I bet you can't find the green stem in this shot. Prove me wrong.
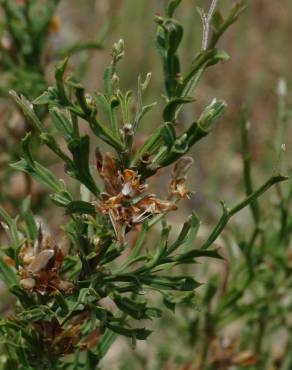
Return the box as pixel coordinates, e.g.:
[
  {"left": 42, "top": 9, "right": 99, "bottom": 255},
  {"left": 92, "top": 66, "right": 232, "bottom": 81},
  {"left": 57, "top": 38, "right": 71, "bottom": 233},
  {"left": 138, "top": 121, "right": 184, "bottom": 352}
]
[
  {"left": 70, "top": 111, "right": 80, "bottom": 138},
  {"left": 201, "top": 175, "right": 288, "bottom": 249},
  {"left": 199, "top": 310, "right": 212, "bottom": 370},
  {"left": 131, "top": 127, "right": 162, "bottom": 167},
  {"left": 96, "top": 329, "right": 118, "bottom": 360},
  {"left": 240, "top": 110, "right": 261, "bottom": 225}
]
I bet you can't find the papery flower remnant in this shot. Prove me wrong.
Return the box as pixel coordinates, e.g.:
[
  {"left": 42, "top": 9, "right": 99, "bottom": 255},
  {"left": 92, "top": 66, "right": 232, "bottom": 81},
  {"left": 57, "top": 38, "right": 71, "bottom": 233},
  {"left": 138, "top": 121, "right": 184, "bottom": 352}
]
[
  {"left": 33, "top": 319, "right": 81, "bottom": 357},
  {"left": 95, "top": 151, "right": 177, "bottom": 241},
  {"left": 170, "top": 157, "right": 194, "bottom": 199},
  {"left": 19, "top": 228, "right": 73, "bottom": 295}
]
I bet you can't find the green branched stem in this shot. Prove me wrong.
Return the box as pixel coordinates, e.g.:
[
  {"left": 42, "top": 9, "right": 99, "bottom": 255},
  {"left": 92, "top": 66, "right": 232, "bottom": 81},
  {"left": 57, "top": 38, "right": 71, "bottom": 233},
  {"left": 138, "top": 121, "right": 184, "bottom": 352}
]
[
  {"left": 209, "top": 1, "right": 247, "bottom": 49},
  {"left": 178, "top": 48, "right": 229, "bottom": 96},
  {"left": 201, "top": 175, "right": 288, "bottom": 249}
]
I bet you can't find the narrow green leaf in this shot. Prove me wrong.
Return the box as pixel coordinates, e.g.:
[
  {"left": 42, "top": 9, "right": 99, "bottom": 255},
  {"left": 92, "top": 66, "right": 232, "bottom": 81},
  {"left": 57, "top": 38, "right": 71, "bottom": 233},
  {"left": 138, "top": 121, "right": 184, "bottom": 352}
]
[
  {"left": 9, "top": 90, "right": 45, "bottom": 132},
  {"left": 166, "top": 0, "right": 182, "bottom": 17},
  {"left": 22, "top": 197, "right": 38, "bottom": 241},
  {"left": 160, "top": 122, "right": 176, "bottom": 148},
  {"left": 140, "top": 275, "right": 201, "bottom": 291},
  {"left": 0, "top": 255, "right": 18, "bottom": 287},
  {"left": 107, "top": 323, "right": 152, "bottom": 340},
  {"left": 163, "top": 96, "right": 194, "bottom": 122},
  {"left": 33, "top": 90, "right": 55, "bottom": 105},
  {"left": 11, "top": 159, "right": 72, "bottom": 205},
  {"left": 66, "top": 201, "right": 96, "bottom": 215},
  {"left": 50, "top": 108, "right": 74, "bottom": 142},
  {"left": 68, "top": 136, "right": 100, "bottom": 196},
  {"left": 174, "top": 248, "right": 222, "bottom": 263},
  {"left": 55, "top": 57, "right": 69, "bottom": 104},
  {"left": 0, "top": 206, "right": 20, "bottom": 246},
  {"left": 40, "top": 133, "right": 74, "bottom": 168}
]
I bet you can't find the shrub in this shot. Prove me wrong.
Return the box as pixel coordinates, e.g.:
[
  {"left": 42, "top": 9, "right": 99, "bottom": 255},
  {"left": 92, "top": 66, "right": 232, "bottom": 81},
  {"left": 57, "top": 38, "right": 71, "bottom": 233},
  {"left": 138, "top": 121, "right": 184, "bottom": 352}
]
[{"left": 0, "top": 1, "right": 288, "bottom": 369}]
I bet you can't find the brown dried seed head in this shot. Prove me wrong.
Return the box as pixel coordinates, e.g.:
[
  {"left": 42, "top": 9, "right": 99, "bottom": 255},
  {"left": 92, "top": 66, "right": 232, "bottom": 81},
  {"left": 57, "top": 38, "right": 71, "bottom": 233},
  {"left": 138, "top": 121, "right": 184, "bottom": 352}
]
[{"left": 97, "top": 152, "right": 177, "bottom": 239}]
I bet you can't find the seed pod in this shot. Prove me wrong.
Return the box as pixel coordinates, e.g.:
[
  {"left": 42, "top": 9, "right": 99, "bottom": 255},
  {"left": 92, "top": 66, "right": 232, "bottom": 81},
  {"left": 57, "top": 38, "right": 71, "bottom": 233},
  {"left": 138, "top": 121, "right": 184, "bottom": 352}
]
[
  {"left": 171, "top": 156, "right": 194, "bottom": 179},
  {"left": 20, "top": 277, "right": 36, "bottom": 290},
  {"left": 56, "top": 280, "right": 74, "bottom": 294},
  {"left": 28, "top": 249, "right": 55, "bottom": 273}
]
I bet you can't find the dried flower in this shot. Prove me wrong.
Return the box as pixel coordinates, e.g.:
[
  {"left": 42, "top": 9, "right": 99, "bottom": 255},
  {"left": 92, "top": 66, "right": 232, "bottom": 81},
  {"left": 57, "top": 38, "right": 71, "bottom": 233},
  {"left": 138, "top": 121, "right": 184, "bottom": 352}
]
[
  {"left": 170, "top": 157, "right": 194, "bottom": 199},
  {"left": 33, "top": 318, "right": 80, "bottom": 357},
  {"left": 96, "top": 152, "right": 176, "bottom": 240},
  {"left": 19, "top": 229, "right": 73, "bottom": 295}
]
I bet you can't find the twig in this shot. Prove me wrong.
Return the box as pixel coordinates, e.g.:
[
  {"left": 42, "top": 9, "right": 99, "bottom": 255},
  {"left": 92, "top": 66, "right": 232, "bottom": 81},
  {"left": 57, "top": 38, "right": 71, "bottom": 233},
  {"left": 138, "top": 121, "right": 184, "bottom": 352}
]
[
  {"left": 200, "top": 175, "right": 288, "bottom": 249},
  {"left": 201, "top": 0, "right": 219, "bottom": 50}
]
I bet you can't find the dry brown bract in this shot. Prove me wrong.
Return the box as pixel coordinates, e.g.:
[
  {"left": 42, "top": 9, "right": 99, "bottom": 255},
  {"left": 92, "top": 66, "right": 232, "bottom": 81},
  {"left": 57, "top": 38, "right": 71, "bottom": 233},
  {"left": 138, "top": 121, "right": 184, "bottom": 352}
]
[
  {"left": 19, "top": 229, "right": 73, "bottom": 295},
  {"left": 96, "top": 152, "right": 177, "bottom": 241}
]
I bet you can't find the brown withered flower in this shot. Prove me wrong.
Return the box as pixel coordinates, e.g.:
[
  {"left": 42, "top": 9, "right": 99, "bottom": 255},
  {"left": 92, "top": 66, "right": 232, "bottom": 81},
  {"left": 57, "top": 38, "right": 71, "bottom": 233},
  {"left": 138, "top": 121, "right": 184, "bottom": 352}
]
[
  {"left": 170, "top": 156, "right": 194, "bottom": 199},
  {"left": 33, "top": 318, "right": 80, "bottom": 358},
  {"left": 95, "top": 151, "right": 176, "bottom": 241},
  {"left": 19, "top": 228, "right": 73, "bottom": 295},
  {"left": 33, "top": 318, "right": 100, "bottom": 358}
]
